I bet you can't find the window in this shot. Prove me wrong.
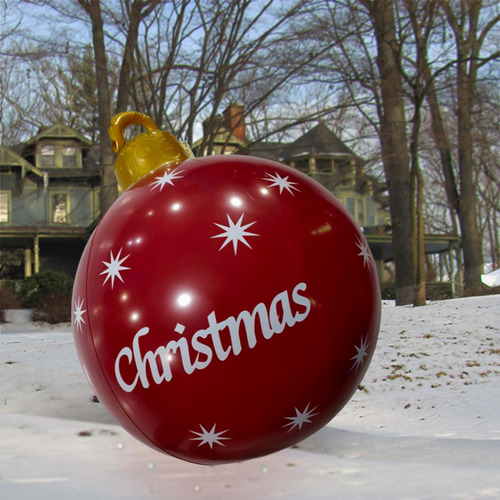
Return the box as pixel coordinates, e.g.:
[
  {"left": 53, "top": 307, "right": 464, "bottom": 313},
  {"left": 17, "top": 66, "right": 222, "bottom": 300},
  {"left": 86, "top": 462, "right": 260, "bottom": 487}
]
[
  {"left": 367, "top": 211, "right": 375, "bottom": 226},
  {"left": 50, "top": 193, "right": 69, "bottom": 223},
  {"left": 38, "top": 143, "right": 81, "bottom": 168},
  {"left": 0, "top": 191, "right": 10, "bottom": 223},
  {"left": 316, "top": 158, "right": 332, "bottom": 173},
  {"left": 41, "top": 145, "right": 55, "bottom": 167},
  {"left": 345, "top": 197, "right": 355, "bottom": 217},
  {"left": 62, "top": 146, "right": 77, "bottom": 167}
]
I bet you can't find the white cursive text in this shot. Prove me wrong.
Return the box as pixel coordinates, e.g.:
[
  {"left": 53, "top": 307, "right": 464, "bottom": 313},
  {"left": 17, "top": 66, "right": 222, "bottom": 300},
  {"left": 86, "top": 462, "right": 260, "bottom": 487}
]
[{"left": 114, "top": 282, "right": 312, "bottom": 392}]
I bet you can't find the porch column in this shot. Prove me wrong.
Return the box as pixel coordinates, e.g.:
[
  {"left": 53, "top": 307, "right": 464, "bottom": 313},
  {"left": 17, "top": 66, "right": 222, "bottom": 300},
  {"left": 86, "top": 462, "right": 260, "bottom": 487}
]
[
  {"left": 24, "top": 248, "right": 32, "bottom": 277},
  {"left": 309, "top": 157, "right": 315, "bottom": 173},
  {"left": 450, "top": 247, "right": 456, "bottom": 297},
  {"left": 34, "top": 235, "right": 40, "bottom": 274},
  {"left": 375, "top": 259, "right": 384, "bottom": 282}
]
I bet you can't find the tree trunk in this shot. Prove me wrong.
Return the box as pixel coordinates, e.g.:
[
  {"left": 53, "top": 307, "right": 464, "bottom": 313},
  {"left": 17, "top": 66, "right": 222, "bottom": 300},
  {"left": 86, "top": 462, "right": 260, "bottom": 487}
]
[
  {"left": 456, "top": 49, "right": 484, "bottom": 294},
  {"left": 423, "top": 71, "right": 460, "bottom": 214},
  {"left": 78, "top": 0, "right": 118, "bottom": 216},
  {"left": 78, "top": 0, "right": 163, "bottom": 216},
  {"left": 364, "top": 0, "right": 414, "bottom": 305},
  {"left": 438, "top": 0, "right": 486, "bottom": 294},
  {"left": 405, "top": 0, "right": 430, "bottom": 306},
  {"left": 414, "top": 158, "right": 426, "bottom": 305},
  {"left": 409, "top": 101, "right": 426, "bottom": 306},
  {"left": 116, "top": 0, "right": 161, "bottom": 113},
  {"left": 420, "top": 14, "right": 484, "bottom": 294}
]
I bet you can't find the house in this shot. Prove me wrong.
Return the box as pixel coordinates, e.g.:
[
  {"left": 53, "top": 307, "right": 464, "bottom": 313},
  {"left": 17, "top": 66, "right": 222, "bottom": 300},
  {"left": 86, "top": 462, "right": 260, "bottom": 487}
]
[
  {"left": 192, "top": 103, "right": 247, "bottom": 157},
  {"left": 1, "top": 107, "right": 457, "bottom": 282},
  {"left": 193, "top": 104, "right": 458, "bottom": 279},
  {"left": 193, "top": 104, "right": 393, "bottom": 275},
  {"left": 0, "top": 124, "right": 100, "bottom": 279},
  {"left": 193, "top": 105, "right": 390, "bottom": 227}
]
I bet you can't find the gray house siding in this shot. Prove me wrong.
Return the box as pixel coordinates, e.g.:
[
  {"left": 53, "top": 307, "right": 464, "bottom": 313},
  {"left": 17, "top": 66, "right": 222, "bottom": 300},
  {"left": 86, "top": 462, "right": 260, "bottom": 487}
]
[{"left": 1, "top": 125, "right": 99, "bottom": 279}]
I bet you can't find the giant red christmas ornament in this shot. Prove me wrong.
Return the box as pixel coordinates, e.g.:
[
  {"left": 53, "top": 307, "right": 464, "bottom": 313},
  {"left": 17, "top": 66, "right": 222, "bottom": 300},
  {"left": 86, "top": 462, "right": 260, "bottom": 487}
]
[{"left": 72, "top": 111, "right": 380, "bottom": 465}]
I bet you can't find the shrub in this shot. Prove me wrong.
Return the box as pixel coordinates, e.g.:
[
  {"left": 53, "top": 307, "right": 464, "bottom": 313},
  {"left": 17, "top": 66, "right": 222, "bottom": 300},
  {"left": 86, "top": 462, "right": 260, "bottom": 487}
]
[
  {"left": 17, "top": 270, "right": 73, "bottom": 324},
  {"left": 0, "top": 248, "right": 25, "bottom": 279},
  {"left": 0, "top": 284, "right": 21, "bottom": 323},
  {"left": 32, "top": 292, "right": 71, "bottom": 324},
  {"left": 0, "top": 284, "right": 20, "bottom": 309},
  {"left": 18, "top": 270, "right": 73, "bottom": 308}
]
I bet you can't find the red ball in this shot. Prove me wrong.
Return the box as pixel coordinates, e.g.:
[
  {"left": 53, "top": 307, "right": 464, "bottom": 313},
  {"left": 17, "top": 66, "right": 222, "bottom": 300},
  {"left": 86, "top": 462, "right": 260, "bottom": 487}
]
[{"left": 72, "top": 155, "right": 380, "bottom": 465}]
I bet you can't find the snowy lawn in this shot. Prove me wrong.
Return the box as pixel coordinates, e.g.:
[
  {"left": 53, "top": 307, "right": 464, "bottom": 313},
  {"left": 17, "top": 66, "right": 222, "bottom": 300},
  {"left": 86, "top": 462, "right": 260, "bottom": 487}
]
[{"left": 1, "top": 296, "right": 499, "bottom": 499}]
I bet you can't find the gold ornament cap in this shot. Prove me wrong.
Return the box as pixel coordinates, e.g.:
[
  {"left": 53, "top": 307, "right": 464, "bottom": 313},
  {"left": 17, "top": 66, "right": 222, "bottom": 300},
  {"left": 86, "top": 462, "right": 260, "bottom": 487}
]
[{"left": 109, "top": 111, "right": 193, "bottom": 190}]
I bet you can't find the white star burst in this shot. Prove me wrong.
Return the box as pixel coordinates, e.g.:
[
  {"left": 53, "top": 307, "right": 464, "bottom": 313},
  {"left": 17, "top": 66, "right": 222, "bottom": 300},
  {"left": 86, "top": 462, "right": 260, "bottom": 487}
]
[
  {"left": 351, "top": 337, "right": 369, "bottom": 371},
  {"left": 263, "top": 171, "right": 300, "bottom": 195},
  {"left": 283, "top": 403, "right": 319, "bottom": 431},
  {"left": 212, "top": 213, "right": 259, "bottom": 255},
  {"left": 100, "top": 248, "right": 131, "bottom": 289},
  {"left": 356, "top": 237, "right": 373, "bottom": 267},
  {"left": 150, "top": 170, "right": 183, "bottom": 191},
  {"left": 73, "top": 296, "right": 87, "bottom": 332},
  {"left": 189, "top": 424, "right": 231, "bottom": 449}
]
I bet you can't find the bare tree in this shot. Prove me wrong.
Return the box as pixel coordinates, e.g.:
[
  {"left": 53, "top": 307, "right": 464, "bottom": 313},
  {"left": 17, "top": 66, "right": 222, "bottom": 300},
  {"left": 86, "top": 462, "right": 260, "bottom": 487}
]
[
  {"left": 403, "top": 0, "right": 500, "bottom": 294},
  {"left": 4, "top": 0, "right": 497, "bottom": 291},
  {"left": 304, "top": 0, "right": 419, "bottom": 304},
  {"left": 434, "top": 0, "right": 499, "bottom": 293},
  {"left": 309, "top": 0, "right": 499, "bottom": 301},
  {"left": 475, "top": 82, "right": 500, "bottom": 270},
  {"left": 128, "top": 0, "right": 339, "bottom": 153},
  {"left": 75, "top": 0, "right": 163, "bottom": 214},
  {"left": 398, "top": 0, "right": 439, "bottom": 306},
  {"left": 358, "top": 0, "right": 415, "bottom": 305}
]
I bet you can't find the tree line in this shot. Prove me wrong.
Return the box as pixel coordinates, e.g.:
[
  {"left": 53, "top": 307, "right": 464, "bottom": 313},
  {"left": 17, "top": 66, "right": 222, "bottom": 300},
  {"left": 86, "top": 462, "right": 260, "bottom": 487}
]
[{"left": 1, "top": 0, "right": 499, "bottom": 305}]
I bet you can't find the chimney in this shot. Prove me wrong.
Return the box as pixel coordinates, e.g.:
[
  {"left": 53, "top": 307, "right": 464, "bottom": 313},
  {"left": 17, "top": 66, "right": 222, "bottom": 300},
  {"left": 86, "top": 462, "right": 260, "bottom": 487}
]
[{"left": 223, "top": 103, "right": 246, "bottom": 143}]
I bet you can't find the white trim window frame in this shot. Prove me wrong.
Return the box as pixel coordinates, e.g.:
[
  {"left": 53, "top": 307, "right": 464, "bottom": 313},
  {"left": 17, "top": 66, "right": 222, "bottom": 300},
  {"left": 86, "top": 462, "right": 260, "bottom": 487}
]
[
  {"left": 50, "top": 191, "right": 70, "bottom": 224},
  {"left": 40, "top": 144, "right": 56, "bottom": 167},
  {"left": 0, "top": 190, "right": 11, "bottom": 223}
]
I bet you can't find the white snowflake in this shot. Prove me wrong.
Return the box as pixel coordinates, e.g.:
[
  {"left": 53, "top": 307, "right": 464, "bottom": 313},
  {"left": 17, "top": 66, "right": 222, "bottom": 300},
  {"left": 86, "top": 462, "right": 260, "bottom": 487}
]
[
  {"left": 73, "top": 296, "right": 87, "bottom": 332},
  {"left": 263, "top": 171, "right": 300, "bottom": 195},
  {"left": 189, "top": 424, "right": 231, "bottom": 449},
  {"left": 100, "top": 248, "right": 131, "bottom": 289},
  {"left": 212, "top": 213, "right": 259, "bottom": 255},
  {"left": 150, "top": 170, "right": 183, "bottom": 191},
  {"left": 351, "top": 336, "right": 369, "bottom": 371},
  {"left": 283, "top": 403, "right": 319, "bottom": 431},
  {"left": 356, "top": 237, "right": 373, "bottom": 267}
]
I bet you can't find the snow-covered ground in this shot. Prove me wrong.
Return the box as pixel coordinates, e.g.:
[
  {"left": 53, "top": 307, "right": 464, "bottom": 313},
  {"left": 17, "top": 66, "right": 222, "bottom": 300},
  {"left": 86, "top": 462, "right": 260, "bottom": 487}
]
[{"left": 1, "top": 296, "right": 499, "bottom": 499}]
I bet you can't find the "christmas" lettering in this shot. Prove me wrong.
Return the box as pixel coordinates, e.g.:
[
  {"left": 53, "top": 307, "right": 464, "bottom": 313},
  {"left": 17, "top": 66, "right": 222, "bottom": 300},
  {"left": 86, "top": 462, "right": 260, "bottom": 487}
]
[{"left": 114, "top": 282, "right": 312, "bottom": 392}]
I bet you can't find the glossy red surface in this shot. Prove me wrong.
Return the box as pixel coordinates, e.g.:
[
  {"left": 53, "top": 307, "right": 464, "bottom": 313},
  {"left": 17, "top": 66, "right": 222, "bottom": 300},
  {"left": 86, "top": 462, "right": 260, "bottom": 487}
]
[{"left": 72, "top": 155, "right": 380, "bottom": 465}]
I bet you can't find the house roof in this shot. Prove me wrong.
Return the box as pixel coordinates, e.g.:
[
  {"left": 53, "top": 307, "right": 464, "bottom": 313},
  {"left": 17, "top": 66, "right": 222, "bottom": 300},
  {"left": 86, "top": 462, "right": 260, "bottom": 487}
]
[
  {"left": 0, "top": 145, "right": 43, "bottom": 176},
  {"left": 25, "top": 123, "right": 92, "bottom": 146},
  {"left": 191, "top": 128, "right": 245, "bottom": 153},
  {"left": 243, "top": 141, "right": 287, "bottom": 162},
  {"left": 243, "top": 122, "right": 364, "bottom": 165},
  {"left": 282, "top": 122, "right": 360, "bottom": 162}
]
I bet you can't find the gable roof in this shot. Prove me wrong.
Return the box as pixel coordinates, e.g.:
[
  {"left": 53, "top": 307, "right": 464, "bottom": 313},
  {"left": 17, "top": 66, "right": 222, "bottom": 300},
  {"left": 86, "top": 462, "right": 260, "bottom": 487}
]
[
  {"left": 242, "top": 141, "right": 286, "bottom": 162},
  {"left": 0, "top": 145, "right": 43, "bottom": 176},
  {"left": 191, "top": 127, "right": 246, "bottom": 154},
  {"left": 282, "top": 122, "right": 360, "bottom": 162},
  {"left": 25, "top": 123, "right": 92, "bottom": 146}
]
